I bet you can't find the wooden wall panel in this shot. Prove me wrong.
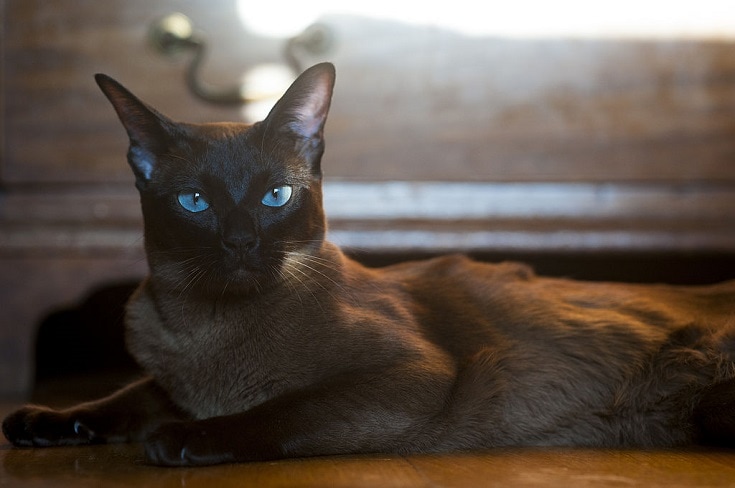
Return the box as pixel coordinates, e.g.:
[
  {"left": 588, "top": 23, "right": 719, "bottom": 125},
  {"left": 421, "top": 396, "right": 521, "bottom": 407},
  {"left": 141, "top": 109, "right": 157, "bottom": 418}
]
[
  {"left": 3, "top": 1, "right": 735, "bottom": 185},
  {"left": 2, "top": 0, "right": 247, "bottom": 185},
  {"left": 324, "top": 22, "right": 735, "bottom": 183}
]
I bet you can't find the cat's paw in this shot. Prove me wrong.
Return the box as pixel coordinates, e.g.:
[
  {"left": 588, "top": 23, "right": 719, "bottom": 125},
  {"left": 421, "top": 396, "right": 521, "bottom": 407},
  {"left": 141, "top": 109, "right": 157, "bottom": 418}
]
[
  {"left": 144, "top": 421, "right": 234, "bottom": 466},
  {"left": 2, "top": 405, "right": 98, "bottom": 447}
]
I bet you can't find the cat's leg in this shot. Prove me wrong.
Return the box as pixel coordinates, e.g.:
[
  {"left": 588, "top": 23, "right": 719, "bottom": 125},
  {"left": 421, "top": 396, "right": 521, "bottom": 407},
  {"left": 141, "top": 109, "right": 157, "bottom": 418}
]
[
  {"left": 144, "top": 370, "right": 451, "bottom": 466},
  {"left": 2, "top": 376, "right": 185, "bottom": 447},
  {"left": 692, "top": 378, "right": 735, "bottom": 446}
]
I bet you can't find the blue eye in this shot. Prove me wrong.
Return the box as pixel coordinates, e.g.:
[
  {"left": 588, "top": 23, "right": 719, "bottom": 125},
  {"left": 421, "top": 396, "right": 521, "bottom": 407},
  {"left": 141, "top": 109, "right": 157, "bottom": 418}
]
[
  {"left": 261, "top": 185, "right": 293, "bottom": 207},
  {"left": 177, "top": 191, "right": 210, "bottom": 213}
]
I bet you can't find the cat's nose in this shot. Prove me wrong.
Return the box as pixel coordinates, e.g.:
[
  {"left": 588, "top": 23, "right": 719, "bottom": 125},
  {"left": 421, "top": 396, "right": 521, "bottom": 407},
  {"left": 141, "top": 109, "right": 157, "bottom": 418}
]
[
  {"left": 222, "top": 233, "right": 258, "bottom": 253},
  {"left": 222, "top": 212, "right": 258, "bottom": 255}
]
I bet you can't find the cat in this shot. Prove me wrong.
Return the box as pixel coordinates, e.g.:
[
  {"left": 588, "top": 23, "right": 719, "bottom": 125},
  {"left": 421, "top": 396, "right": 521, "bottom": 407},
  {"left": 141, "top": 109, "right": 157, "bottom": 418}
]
[{"left": 4, "top": 62, "right": 735, "bottom": 466}]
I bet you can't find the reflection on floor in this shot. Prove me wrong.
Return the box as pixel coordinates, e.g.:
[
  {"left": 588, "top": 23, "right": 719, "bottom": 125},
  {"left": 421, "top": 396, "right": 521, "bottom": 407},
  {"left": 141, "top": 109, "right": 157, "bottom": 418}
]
[{"left": 4, "top": 391, "right": 735, "bottom": 488}]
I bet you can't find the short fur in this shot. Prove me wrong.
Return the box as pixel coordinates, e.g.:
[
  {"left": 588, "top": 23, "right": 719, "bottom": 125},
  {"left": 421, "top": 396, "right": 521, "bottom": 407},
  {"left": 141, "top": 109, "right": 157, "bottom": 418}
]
[{"left": 4, "top": 63, "right": 735, "bottom": 466}]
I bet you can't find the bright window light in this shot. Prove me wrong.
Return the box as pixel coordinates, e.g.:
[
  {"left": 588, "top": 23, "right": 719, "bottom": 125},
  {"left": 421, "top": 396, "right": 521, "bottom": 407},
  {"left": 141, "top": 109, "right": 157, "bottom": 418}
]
[{"left": 238, "top": 0, "right": 735, "bottom": 39}]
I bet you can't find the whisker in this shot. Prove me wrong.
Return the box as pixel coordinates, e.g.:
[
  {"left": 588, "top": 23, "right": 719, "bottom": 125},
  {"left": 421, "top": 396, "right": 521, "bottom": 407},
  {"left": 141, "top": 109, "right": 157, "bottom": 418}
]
[
  {"left": 282, "top": 261, "right": 327, "bottom": 315},
  {"left": 179, "top": 265, "right": 207, "bottom": 296},
  {"left": 288, "top": 252, "right": 339, "bottom": 269},
  {"left": 162, "top": 153, "right": 194, "bottom": 165},
  {"left": 219, "top": 279, "right": 232, "bottom": 301},
  {"left": 277, "top": 265, "right": 306, "bottom": 313},
  {"left": 286, "top": 253, "right": 345, "bottom": 291},
  {"left": 284, "top": 254, "right": 346, "bottom": 304},
  {"left": 286, "top": 248, "right": 387, "bottom": 296}
]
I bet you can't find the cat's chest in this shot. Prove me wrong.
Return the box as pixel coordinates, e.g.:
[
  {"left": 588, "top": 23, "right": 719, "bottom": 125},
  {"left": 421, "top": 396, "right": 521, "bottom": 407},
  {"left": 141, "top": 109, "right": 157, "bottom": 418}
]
[{"left": 125, "top": 287, "right": 312, "bottom": 419}]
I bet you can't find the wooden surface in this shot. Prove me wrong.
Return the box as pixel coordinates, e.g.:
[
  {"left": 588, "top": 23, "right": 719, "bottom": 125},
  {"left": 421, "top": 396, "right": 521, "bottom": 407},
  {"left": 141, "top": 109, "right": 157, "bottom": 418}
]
[
  {"left": 3, "top": 401, "right": 735, "bottom": 488},
  {"left": 5, "top": 444, "right": 735, "bottom": 488}
]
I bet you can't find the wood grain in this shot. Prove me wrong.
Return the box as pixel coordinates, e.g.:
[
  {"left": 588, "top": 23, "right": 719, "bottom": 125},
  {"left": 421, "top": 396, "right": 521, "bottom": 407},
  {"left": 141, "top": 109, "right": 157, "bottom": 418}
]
[
  {"left": 4, "top": 1, "right": 735, "bottom": 184},
  {"left": 408, "top": 449, "right": 735, "bottom": 487},
  {"left": 3, "top": 182, "right": 735, "bottom": 256},
  {"left": 4, "top": 423, "right": 735, "bottom": 488}
]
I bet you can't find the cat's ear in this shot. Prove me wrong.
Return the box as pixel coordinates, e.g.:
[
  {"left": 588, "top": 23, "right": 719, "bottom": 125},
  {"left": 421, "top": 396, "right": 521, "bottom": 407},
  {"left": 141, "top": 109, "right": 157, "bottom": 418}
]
[
  {"left": 262, "top": 62, "right": 336, "bottom": 171},
  {"left": 95, "top": 74, "right": 176, "bottom": 189}
]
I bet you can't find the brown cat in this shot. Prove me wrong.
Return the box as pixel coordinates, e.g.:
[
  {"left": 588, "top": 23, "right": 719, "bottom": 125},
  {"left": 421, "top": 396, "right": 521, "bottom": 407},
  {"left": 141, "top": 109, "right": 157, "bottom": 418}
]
[{"left": 4, "top": 63, "right": 735, "bottom": 466}]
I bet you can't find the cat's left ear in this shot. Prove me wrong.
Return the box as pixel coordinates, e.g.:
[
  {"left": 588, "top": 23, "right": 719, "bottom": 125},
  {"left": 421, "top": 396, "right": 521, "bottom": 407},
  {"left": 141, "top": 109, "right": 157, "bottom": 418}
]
[
  {"left": 95, "top": 74, "right": 178, "bottom": 190},
  {"left": 262, "top": 62, "right": 336, "bottom": 172}
]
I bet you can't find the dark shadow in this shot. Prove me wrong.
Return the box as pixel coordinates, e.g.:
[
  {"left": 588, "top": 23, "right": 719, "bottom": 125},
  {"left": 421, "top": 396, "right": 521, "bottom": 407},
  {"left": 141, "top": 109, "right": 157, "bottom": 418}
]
[
  {"left": 32, "top": 282, "right": 142, "bottom": 404},
  {"left": 352, "top": 251, "right": 735, "bottom": 285}
]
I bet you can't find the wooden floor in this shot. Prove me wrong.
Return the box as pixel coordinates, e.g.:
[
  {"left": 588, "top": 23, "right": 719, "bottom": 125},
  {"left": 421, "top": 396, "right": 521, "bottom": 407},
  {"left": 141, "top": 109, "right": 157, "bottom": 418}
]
[{"left": 3, "top": 401, "right": 735, "bottom": 488}]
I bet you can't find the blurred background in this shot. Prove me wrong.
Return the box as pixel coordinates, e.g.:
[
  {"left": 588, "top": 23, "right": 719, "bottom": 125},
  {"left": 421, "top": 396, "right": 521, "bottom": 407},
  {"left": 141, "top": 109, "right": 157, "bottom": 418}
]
[{"left": 2, "top": 0, "right": 735, "bottom": 399}]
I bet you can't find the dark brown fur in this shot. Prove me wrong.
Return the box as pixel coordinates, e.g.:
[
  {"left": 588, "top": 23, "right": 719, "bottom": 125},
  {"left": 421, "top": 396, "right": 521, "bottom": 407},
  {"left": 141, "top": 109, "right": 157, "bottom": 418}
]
[{"left": 4, "top": 63, "right": 735, "bottom": 466}]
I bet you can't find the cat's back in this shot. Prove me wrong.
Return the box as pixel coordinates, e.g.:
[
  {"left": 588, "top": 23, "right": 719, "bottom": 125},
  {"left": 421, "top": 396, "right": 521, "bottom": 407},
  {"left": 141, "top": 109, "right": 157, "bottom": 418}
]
[
  {"left": 371, "top": 254, "right": 735, "bottom": 351},
  {"left": 378, "top": 254, "right": 534, "bottom": 293}
]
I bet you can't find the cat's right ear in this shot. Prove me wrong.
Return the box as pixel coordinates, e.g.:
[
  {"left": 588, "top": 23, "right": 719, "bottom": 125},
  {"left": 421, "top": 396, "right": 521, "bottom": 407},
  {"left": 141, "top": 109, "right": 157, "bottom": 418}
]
[
  {"left": 95, "top": 74, "right": 175, "bottom": 190},
  {"left": 261, "top": 63, "right": 336, "bottom": 173}
]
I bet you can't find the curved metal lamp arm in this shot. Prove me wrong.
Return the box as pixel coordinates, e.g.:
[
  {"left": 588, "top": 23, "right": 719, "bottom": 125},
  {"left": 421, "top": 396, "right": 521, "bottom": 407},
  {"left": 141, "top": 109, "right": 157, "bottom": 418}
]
[{"left": 149, "top": 13, "right": 333, "bottom": 105}]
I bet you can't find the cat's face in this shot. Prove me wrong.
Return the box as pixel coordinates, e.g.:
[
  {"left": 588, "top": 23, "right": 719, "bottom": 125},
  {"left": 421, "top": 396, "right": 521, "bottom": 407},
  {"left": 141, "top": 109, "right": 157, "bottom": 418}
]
[{"left": 96, "top": 63, "right": 336, "bottom": 295}]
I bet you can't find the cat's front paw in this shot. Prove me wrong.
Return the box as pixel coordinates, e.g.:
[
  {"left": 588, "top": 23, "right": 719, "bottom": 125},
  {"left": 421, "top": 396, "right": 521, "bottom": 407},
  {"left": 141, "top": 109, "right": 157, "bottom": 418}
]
[
  {"left": 2, "top": 405, "right": 98, "bottom": 447},
  {"left": 144, "top": 421, "right": 235, "bottom": 466}
]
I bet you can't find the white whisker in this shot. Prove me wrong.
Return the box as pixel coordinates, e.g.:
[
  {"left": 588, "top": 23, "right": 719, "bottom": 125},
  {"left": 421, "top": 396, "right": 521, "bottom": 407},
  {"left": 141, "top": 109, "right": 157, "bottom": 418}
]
[
  {"left": 281, "top": 259, "right": 328, "bottom": 315},
  {"left": 276, "top": 264, "right": 306, "bottom": 313},
  {"left": 285, "top": 253, "right": 346, "bottom": 294}
]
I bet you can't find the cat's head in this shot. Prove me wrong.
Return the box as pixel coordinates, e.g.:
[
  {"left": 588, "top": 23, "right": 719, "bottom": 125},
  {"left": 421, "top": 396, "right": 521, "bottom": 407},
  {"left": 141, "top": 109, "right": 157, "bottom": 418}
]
[{"left": 95, "top": 63, "right": 336, "bottom": 296}]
